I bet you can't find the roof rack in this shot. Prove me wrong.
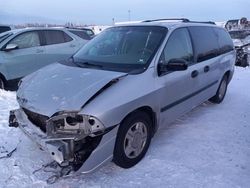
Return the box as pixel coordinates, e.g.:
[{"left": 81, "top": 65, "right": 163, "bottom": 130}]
[
  {"left": 187, "top": 21, "right": 216, "bottom": 25},
  {"left": 142, "top": 18, "right": 190, "bottom": 23},
  {"left": 142, "top": 18, "right": 215, "bottom": 25}
]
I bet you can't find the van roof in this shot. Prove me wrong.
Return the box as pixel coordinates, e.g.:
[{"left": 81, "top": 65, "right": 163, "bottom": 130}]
[{"left": 113, "top": 18, "right": 218, "bottom": 29}]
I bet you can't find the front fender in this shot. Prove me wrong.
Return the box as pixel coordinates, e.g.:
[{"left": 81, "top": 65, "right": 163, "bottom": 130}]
[{"left": 79, "top": 68, "right": 160, "bottom": 129}]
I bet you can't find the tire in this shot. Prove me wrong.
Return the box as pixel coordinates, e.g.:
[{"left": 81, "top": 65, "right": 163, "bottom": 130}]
[
  {"left": 0, "top": 78, "right": 4, "bottom": 90},
  {"left": 209, "top": 75, "right": 228, "bottom": 104},
  {"left": 113, "top": 111, "right": 153, "bottom": 168}
]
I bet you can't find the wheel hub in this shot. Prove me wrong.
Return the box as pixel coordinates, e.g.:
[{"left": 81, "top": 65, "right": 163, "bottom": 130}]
[
  {"left": 123, "top": 122, "right": 148, "bottom": 159},
  {"left": 131, "top": 132, "right": 143, "bottom": 148}
]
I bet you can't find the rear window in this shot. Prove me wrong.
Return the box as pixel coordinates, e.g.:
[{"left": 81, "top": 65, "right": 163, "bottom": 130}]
[
  {"left": 189, "top": 26, "right": 219, "bottom": 62},
  {"left": 214, "top": 28, "right": 234, "bottom": 54},
  {"left": 43, "top": 30, "right": 73, "bottom": 45},
  {"left": 68, "top": 30, "right": 91, "bottom": 40},
  {"left": 85, "top": 29, "right": 95, "bottom": 37},
  {"left": 0, "top": 26, "right": 11, "bottom": 34}
]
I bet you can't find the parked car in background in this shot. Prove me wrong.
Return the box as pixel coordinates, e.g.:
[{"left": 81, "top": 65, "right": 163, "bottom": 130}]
[
  {"left": 229, "top": 29, "right": 250, "bottom": 67},
  {"left": 0, "top": 25, "right": 13, "bottom": 34},
  {"left": 9, "top": 19, "right": 235, "bottom": 174},
  {"left": 85, "top": 25, "right": 110, "bottom": 35},
  {"left": 0, "top": 27, "right": 90, "bottom": 90},
  {"left": 225, "top": 17, "right": 250, "bottom": 31},
  {"left": 229, "top": 29, "right": 250, "bottom": 46}
]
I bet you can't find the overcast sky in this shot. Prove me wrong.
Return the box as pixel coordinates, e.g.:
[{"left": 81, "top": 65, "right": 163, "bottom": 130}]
[{"left": 0, "top": 0, "right": 249, "bottom": 25}]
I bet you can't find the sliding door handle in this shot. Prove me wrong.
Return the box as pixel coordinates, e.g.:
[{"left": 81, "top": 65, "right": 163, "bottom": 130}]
[
  {"left": 191, "top": 70, "right": 199, "bottom": 78},
  {"left": 204, "top": 66, "right": 210, "bottom": 73}
]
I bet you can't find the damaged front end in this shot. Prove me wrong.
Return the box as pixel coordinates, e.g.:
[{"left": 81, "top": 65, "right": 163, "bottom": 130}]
[{"left": 9, "top": 108, "right": 117, "bottom": 172}]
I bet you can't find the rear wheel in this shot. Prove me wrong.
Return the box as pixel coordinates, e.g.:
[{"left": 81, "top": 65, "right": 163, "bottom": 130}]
[
  {"left": 113, "top": 111, "right": 152, "bottom": 168},
  {"left": 0, "top": 78, "right": 4, "bottom": 90},
  {"left": 209, "top": 75, "right": 228, "bottom": 104}
]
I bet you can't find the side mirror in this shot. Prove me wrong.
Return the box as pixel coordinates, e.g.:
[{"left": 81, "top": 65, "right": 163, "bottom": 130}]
[
  {"left": 167, "top": 59, "right": 188, "bottom": 71},
  {"left": 4, "top": 44, "right": 18, "bottom": 51},
  {"left": 158, "top": 58, "right": 188, "bottom": 75}
]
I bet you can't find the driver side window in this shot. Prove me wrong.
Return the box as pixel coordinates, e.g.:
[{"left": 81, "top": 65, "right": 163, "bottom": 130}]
[
  {"left": 160, "top": 28, "right": 193, "bottom": 64},
  {"left": 9, "top": 31, "right": 41, "bottom": 49}
]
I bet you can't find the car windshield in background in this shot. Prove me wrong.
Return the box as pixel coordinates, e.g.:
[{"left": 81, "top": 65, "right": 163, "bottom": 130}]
[
  {"left": 73, "top": 26, "right": 167, "bottom": 73},
  {"left": 0, "top": 32, "right": 13, "bottom": 43},
  {"left": 229, "top": 30, "right": 250, "bottom": 39}
]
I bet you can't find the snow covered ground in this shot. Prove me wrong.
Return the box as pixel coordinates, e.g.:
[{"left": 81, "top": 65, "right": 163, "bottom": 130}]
[{"left": 0, "top": 67, "right": 250, "bottom": 188}]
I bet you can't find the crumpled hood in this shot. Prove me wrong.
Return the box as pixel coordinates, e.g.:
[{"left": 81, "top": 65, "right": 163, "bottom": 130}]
[{"left": 17, "top": 62, "right": 127, "bottom": 117}]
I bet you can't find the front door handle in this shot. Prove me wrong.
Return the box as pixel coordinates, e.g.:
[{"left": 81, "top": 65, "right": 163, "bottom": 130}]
[
  {"left": 70, "top": 44, "right": 76, "bottom": 48},
  {"left": 204, "top": 66, "right": 210, "bottom": 73},
  {"left": 191, "top": 70, "right": 199, "bottom": 78}
]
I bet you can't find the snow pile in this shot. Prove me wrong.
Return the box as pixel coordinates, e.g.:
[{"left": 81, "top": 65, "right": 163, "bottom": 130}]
[{"left": 0, "top": 67, "right": 250, "bottom": 188}]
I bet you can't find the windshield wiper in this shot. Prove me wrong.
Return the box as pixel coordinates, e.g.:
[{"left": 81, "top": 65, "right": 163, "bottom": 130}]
[
  {"left": 73, "top": 59, "right": 103, "bottom": 69},
  {"left": 81, "top": 62, "right": 103, "bottom": 68}
]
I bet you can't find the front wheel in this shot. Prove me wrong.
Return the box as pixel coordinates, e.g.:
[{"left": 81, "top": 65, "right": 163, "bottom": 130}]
[
  {"left": 113, "top": 111, "right": 152, "bottom": 168},
  {"left": 209, "top": 75, "right": 228, "bottom": 104}
]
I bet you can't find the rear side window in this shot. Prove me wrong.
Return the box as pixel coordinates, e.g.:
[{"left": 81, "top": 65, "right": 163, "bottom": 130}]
[
  {"left": 160, "top": 28, "right": 193, "bottom": 64},
  {"left": 44, "top": 30, "right": 73, "bottom": 45},
  {"left": 214, "top": 28, "right": 234, "bottom": 54},
  {"left": 9, "top": 31, "right": 40, "bottom": 49},
  {"left": 189, "top": 26, "right": 219, "bottom": 62},
  {"left": 0, "top": 26, "right": 11, "bottom": 34},
  {"left": 68, "top": 30, "right": 91, "bottom": 40},
  {"left": 84, "top": 29, "right": 95, "bottom": 37}
]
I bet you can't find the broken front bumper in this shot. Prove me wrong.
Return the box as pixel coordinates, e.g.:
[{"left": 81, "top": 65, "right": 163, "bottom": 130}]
[
  {"left": 9, "top": 109, "right": 72, "bottom": 164},
  {"left": 9, "top": 108, "right": 119, "bottom": 173}
]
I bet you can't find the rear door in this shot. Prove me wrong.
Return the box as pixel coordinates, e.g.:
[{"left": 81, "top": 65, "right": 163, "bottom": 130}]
[
  {"left": 42, "top": 30, "right": 80, "bottom": 63},
  {"left": 156, "top": 28, "right": 201, "bottom": 126},
  {"left": 188, "top": 26, "right": 222, "bottom": 103},
  {"left": 2, "top": 31, "right": 46, "bottom": 80}
]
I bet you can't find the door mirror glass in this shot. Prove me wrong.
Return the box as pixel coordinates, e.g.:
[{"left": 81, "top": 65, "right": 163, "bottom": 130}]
[
  {"left": 167, "top": 58, "right": 188, "bottom": 71},
  {"left": 158, "top": 58, "right": 188, "bottom": 75},
  {"left": 4, "top": 44, "right": 18, "bottom": 51}
]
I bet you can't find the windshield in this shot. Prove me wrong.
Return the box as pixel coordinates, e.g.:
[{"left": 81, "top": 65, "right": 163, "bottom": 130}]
[{"left": 73, "top": 26, "right": 167, "bottom": 73}]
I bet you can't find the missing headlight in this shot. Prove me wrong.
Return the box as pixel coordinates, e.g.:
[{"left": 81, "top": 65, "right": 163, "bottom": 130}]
[
  {"left": 46, "top": 112, "right": 105, "bottom": 139},
  {"left": 66, "top": 115, "right": 83, "bottom": 126}
]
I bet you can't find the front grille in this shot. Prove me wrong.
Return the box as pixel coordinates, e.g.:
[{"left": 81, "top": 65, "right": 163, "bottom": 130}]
[{"left": 22, "top": 108, "right": 49, "bottom": 132}]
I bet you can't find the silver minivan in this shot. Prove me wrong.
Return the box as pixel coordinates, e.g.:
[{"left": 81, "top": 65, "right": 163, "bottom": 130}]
[{"left": 9, "top": 19, "right": 235, "bottom": 173}]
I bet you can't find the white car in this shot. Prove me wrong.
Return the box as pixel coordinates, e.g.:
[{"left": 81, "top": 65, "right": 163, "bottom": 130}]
[{"left": 0, "top": 28, "right": 89, "bottom": 90}]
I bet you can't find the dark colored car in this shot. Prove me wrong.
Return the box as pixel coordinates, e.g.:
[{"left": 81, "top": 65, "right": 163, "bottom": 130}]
[{"left": 0, "top": 25, "right": 13, "bottom": 34}]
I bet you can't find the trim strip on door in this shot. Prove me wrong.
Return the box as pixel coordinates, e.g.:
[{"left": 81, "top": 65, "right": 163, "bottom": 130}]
[{"left": 160, "top": 80, "right": 219, "bottom": 112}]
